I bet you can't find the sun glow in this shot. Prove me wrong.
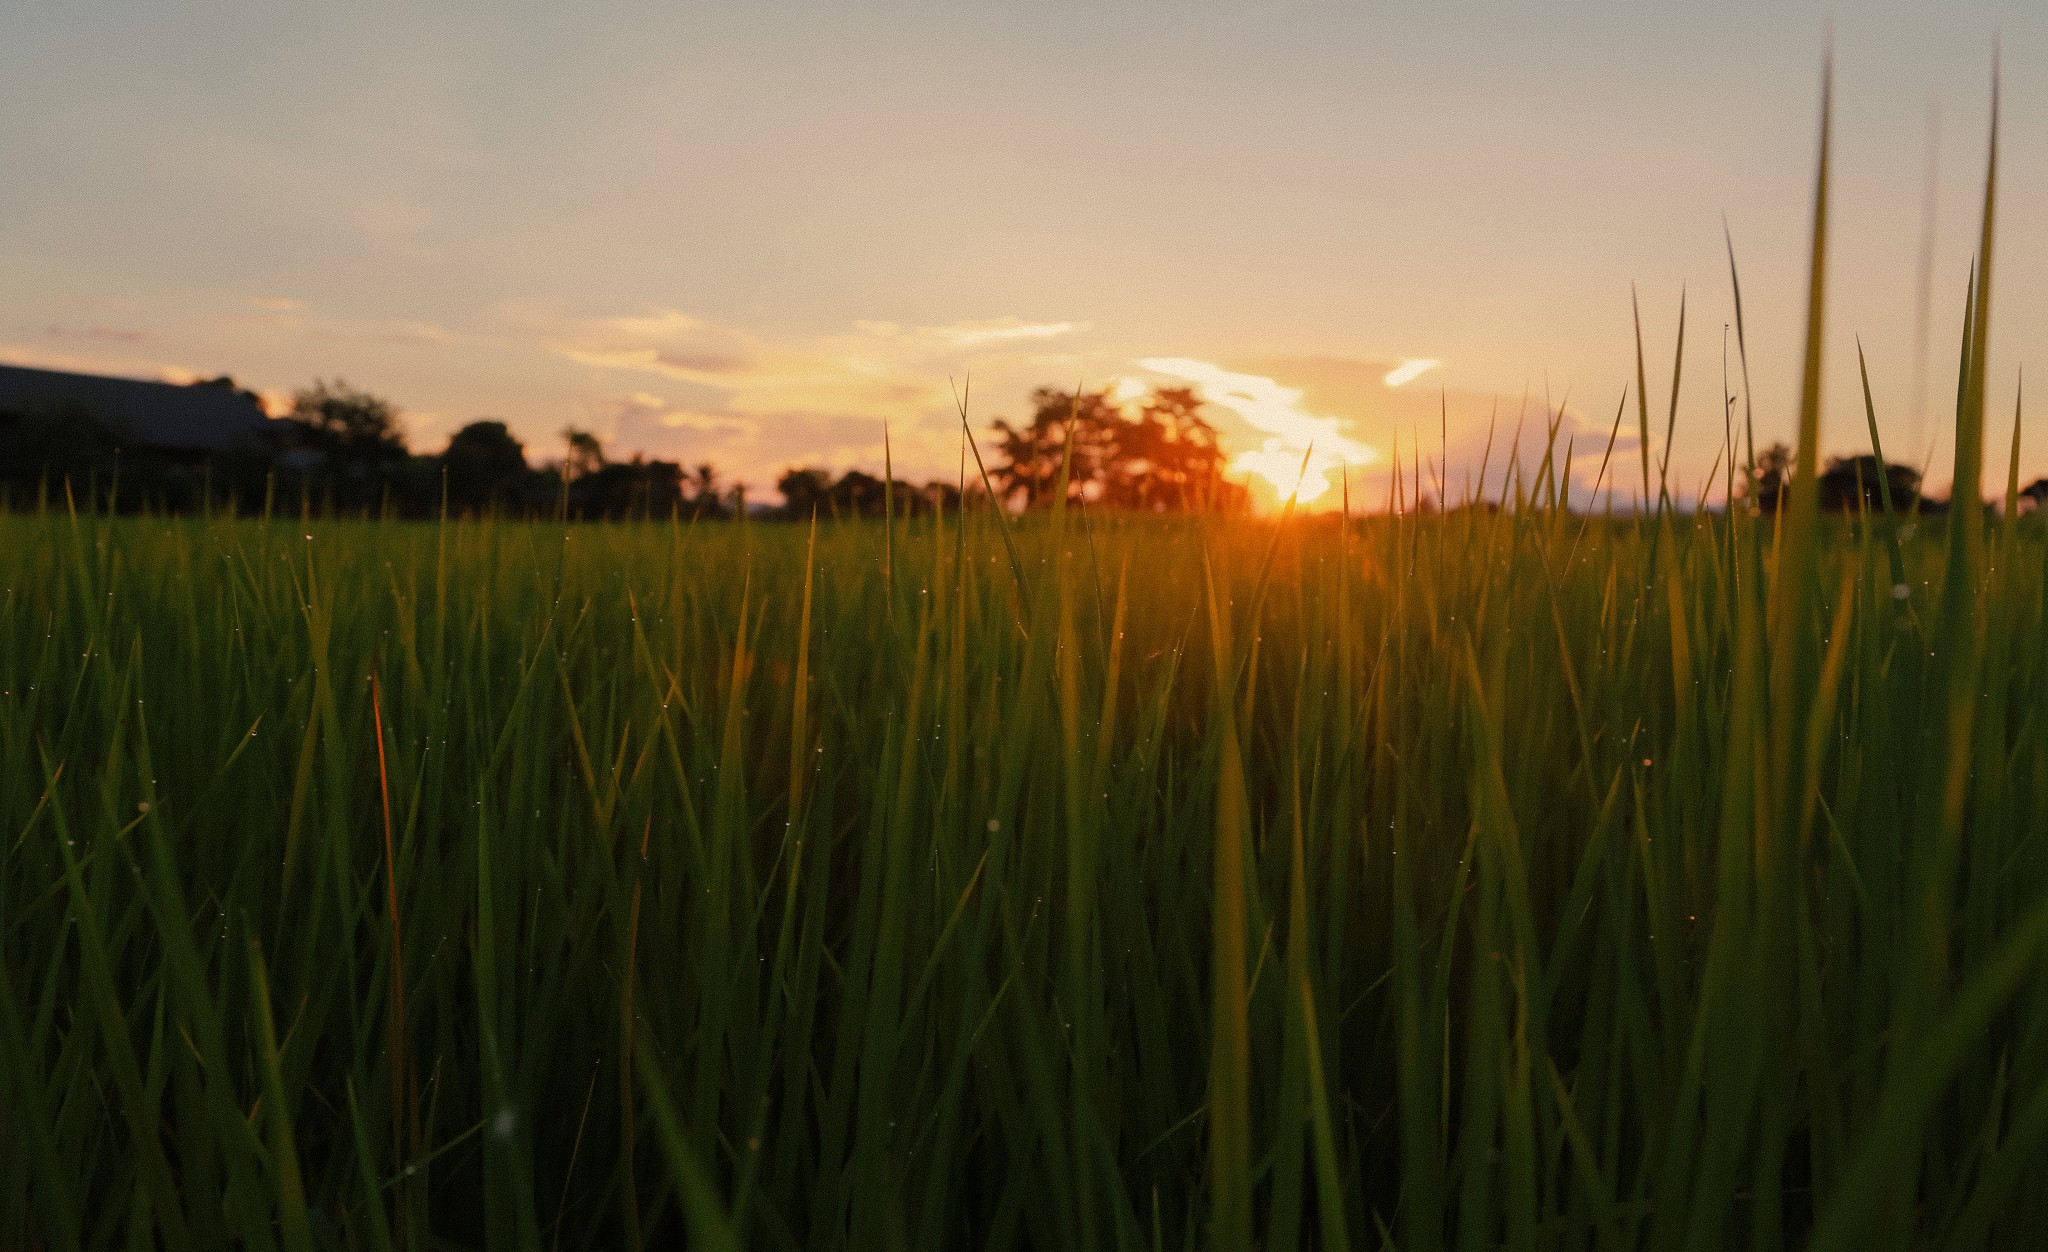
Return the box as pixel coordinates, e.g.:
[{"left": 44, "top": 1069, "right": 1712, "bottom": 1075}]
[{"left": 1137, "top": 357, "right": 1377, "bottom": 506}]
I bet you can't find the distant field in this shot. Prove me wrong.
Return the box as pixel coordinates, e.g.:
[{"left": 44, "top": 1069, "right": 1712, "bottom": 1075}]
[{"left": 4, "top": 496, "right": 2047, "bottom": 1249}]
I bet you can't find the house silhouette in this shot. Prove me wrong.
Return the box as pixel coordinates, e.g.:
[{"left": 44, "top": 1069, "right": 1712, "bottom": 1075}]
[{"left": 0, "top": 364, "right": 272, "bottom": 456}]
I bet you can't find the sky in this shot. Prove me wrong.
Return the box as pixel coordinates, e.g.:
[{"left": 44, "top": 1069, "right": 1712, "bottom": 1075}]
[{"left": 4, "top": 2, "right": 2047, "bottom": 509}]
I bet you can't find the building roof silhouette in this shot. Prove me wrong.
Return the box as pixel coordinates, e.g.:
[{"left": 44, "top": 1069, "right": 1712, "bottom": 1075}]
[{"left": 0, "top": 364, "right": 271, "bottom": 453}]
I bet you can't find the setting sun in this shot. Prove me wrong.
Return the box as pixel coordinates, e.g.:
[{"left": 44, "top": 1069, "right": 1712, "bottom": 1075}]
[{"left": 1136, "top": 357, "right": 1377, "bottom": 506}]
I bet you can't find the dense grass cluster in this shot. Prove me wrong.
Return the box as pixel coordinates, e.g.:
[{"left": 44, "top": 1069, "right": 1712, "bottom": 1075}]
[{"left": 4, "top": 482, "right": 2048, "bottom": 1249}]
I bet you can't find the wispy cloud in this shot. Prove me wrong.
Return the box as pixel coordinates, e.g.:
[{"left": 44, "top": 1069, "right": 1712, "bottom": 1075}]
[
  {"left": 595, "top": 391, "right": 758, "bottom": 442},
  {"left": 1383, "top": 358, "right": 1440, "bottom": 388},
  {"left": 534, "top": 307, "right": 1087, "bottom": 392},
  {"left": 373, "top": 321, "right": 465, "bottom": 347},
  {"left": 852, "top": 317, "right": 1087, "bottom": 349},
  {"left": 517, "top": 304, "right": 764, "bottom": 387},
  {"left": 934, "top": 318, "right": 1086, "bottom": 347},
  {"left": 42, "top": 325, "right": 147, "bottom": 343}
]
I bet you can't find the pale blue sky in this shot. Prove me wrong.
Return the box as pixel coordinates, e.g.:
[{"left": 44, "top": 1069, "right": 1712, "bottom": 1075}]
[{"left": 3, "top": 3, "right": 2044, "bottom": 502}]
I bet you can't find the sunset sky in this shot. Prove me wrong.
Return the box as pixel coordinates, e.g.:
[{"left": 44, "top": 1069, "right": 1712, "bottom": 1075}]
[{"left": 5, "top": 3, "right": 2047, "bottom": 507}]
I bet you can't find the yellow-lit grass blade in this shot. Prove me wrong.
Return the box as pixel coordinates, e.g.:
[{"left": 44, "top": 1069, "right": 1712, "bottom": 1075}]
[
  {"left": 1855, "top": 61, "right": 2002, "bottom": 1250},
  {"left": 1810, "top": 889, "right": 2048, "bottom": 1252},
  {"left": 787, "top": 511, "right": 817, "bottom": 819},
  {"left": 953, "top": 376, "right": 1031, "bottom": 630},
  {"left": 1633, "top": 285, "right": 1653, "bottom": 509},
  {"left": 246, "top": 936, "right": 314, "bottom": 1252},
  {"left": 2003, "top": 371, "right": 2022, "bottom": 523},
  {"left": 1278, "top": 734, "right": 1352, "bottom": 1251},
  {"left": 1297, "top": 979, "right": 1352, "bottom": 1252},
  {"left": 1203, "top": 554, "right": 1252, "bottom": 1252},
  {"left": 1269, "top": 742, "right": 1312, "bottom": 1252},
  {"left": 635, "top": 1035, "right": 741, "bottom": 1252},
  {"left": 1930, "top": 67, "right": 2001, "bottom": 928},
  {"left": 1723, "top": 224, "right": 1762, "bottom": 517},
  {"left": 1566, "top": 388, "right": 1630, "bottom": 572},
  {"left": 369, "top": 674, "right": 413, "bottom": 1171},
  {"left": 1659, "top": 288, "right": 1688, "bottom": 516},
  {"left": 1768, "top": 53, "right": 1831, "bottom": 795},
  {"left": 883, "top": 419, "right": 895, "bottom": 632},
  {"left": 1949, "top": 62, "right": 1999, "bottom": 584},
  {"left": 1855, "top": 340, "right": 1913, "bottom": 602},
  {"left": 1056, "top": 561, "right": 1106, "bottom": 1246},
  {"left": 1053, "top": 384, "right": 1082, "bottom": 526}
]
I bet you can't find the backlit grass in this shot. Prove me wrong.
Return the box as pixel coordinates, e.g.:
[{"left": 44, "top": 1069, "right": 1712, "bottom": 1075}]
[{"left": 5, "top": 486, "right": 2048, "bottom": 1249}]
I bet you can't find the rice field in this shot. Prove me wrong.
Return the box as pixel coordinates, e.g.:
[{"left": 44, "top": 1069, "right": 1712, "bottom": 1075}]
[
  {"left": 4, "top": 470, "right": 2047, "bottom": 1250},
  {"left": 6, "top": 69, "right": 2048, "bottom": 1252}
]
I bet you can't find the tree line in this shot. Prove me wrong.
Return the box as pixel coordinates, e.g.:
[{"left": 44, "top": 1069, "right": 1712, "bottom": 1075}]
[
  {"left": 0, "top": 378, "right": 741, "bottom": 520},
  {"left": 1743, "top": 441, "right": 2048, "bottom": 516},
  {"left": 776, "top": 384, "right": 1248, "bottom": 518},
  {"left": 1, "top": 377, "right": 1250, "bottom": 520},
  {"left": 17, "top": 372, "right": 2016, "bottom": 520}
]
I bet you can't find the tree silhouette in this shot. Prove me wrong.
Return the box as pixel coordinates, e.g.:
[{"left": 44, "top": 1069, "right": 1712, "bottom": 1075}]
[
  {"left": 686, "top": 463, "right": 728, "bottom": 518},
  {"left": 1117, "top": 385, "right": 1233, "bottom": 510},
  {"left": 189, "top": 375, "right": 267, "bottom": 412},
  {"left": 777, "top": 467, "right": 832, "bottom": 518},
  {"left": 560, "top": 427, "right": 604, "bottom": 483},
  {"left": 989, "top": 387, "right": 1121, "bottom": 508},
  {"left": 1747, "top": 444, "right": 1923, "bottom": 515},
  {"left": 988, "top": 384, "right": 1242, "bottom": 512},
  {"left": 442, "top": 420, "right": 531, "bottom": 512},
  {"left": 290, "top": 380, "right": 406, "bottom": 464},
  {"left": 574, "top": 453, "right": 687, "bottom": 519},
  {"left": 1819, "top": 454, "right": 1920, "bottom": 513},
  {"left": 774, "top": 466, "right": 962, "bottom": 519}
]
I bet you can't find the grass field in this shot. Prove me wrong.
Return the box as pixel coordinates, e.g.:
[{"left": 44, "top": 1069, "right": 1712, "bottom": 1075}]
[
  {"left": 8, "top": 69, "right": 2048, "bottom": 1252},
  {"left": 5, "top": 484, "right": 2048, "bottom": 1250}
]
